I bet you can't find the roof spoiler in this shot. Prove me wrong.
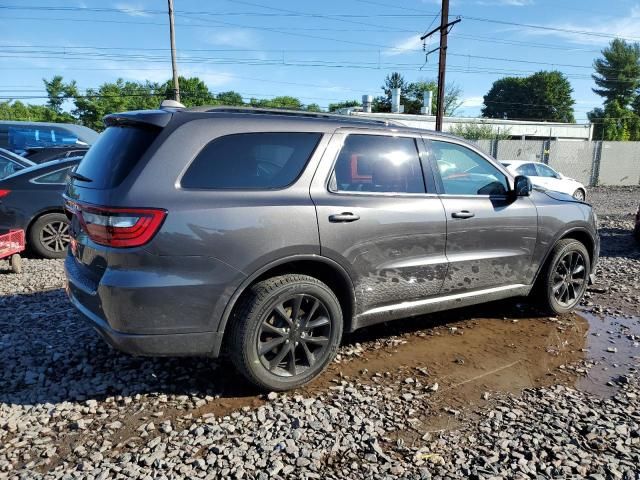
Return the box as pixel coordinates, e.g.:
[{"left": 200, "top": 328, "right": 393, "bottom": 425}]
[{"left": 103, "top": 109, "right": 174, "bottom": 129}]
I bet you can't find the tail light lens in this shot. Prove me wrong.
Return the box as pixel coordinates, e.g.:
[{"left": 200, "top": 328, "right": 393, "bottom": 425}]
[
  {"left": 0, "top": 189, "right": 10, "bottom": 198},
  {"left": 66, "top": 202, "right": 166, "bottom": 248}
]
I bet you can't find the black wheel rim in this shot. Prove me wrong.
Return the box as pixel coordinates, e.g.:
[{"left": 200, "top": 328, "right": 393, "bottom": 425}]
[
  {"left": 40, "top": 221, "right": 70, "bottom": 253},
  {"left": 257, "top": 294, "right": 332, "bottom": 377},
  {"left": 552, "top": 251, "right": 587, "bottom": 307}
]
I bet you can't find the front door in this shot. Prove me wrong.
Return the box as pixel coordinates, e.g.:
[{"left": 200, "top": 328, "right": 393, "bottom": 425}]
[
  {"left": 310, "top": 131, "right": 448, "bottom": 322},
  {"left": 427, "top": 139, "right": 538, "bottom": 294}
]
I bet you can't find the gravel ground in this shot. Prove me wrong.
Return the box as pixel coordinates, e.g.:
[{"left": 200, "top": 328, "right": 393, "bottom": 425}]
[{"left": 1, "top": 187, "right": 639, "bottom": 479}]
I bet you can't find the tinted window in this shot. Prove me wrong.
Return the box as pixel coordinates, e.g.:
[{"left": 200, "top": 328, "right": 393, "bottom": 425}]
[
  {"left": 34, "top": 166, "right": 74, "bottom": 184},
  {"left": 331, "top": 135, "right": 425, "bottom": 194},
  {"left": 3, "top": 125, "right": 80, "bottom": 154},
  {"left": 516, "top": 163, "right": 538, "bottom": 176},
  {"left": 535, "top": 163, "right": 558, "bottom": 178},
  {"left": 74, "top": 126, "right": 159, "bottom": 189},
  {"left": 182, "top": 133, "right": 321, "bottom": 190},
  {"left": 431, "top": 141, "right": 508, "bottom": 196}
]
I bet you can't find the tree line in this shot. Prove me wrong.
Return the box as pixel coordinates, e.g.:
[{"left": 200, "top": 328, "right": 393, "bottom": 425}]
[{"left": 0, "top": 73, "right": 463, "bottom": 132}]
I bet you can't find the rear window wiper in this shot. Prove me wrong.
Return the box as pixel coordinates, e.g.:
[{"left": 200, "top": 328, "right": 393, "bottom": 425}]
[{"left": 69, "top": 171, "right": 93, "bottom": 182}]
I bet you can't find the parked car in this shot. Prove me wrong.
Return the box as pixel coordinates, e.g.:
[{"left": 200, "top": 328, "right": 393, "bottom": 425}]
[
  {"left": 0, "top": 157, "right": 80, "bottom": 258},
  {"left": 635, "top": 204, "right": 640, "bottom": 242},
  {"left": 0, "top": 120, "right": 98, "bottom": 155},
  {"left": 501, "top": 161, "right": 587, "bottom": 201},
  {"left": 24, "top": 145, "right": 89, "bottom": 164},
  {"left": 0, "top": 147, "right": 34, "bottom": 179},
  {"left": 64, "top": 106, "right": 599, "bottom": 391}
]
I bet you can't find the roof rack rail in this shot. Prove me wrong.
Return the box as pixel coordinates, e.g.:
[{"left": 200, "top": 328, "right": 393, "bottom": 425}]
[{"left": 185, "top": 105, "right": 392, "bottom": 125}]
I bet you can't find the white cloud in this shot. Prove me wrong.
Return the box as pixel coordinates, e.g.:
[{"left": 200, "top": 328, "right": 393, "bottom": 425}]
[
  {"left": 477, "top": 0, "right": 534, "bottom": 5},
  {"left": 461, "top": 96, "right": 485, "bottom": 107},
  {"left": 114, "top": 3, "right": 150, "bottom": 18},
  {"left": 206, "top": 29, "right": 257, "bottom": 48},
  {"left": 527, "top": 5, "right": 640, "bottom": 46},
  {"left": 383, "top": 34, "right": 423, "bottom": 56}
]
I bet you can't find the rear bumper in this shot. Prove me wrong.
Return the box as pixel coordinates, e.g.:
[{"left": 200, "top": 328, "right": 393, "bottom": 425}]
[
  {"left": 68, "top": 289, "right": 223, "bottom": 356},
  {"left": 64, "top": 253, "right": 240, "bottom": 357}
]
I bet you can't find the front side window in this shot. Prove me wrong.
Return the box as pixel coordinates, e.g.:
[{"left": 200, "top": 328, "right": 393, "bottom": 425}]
[
  {"left": 431, "top": 141, "right": 508, "bottom": 196},
  {"left": 331, "top": 134, "right": 425, "bottom": 194},
  {"left": 516, "top": 163, "right": 538, "bottom": 176},
  {"left": 535, "top": 163, "right": 558, "bottom": 178},
  {"left": 33, "top": 166, "right": 74, "bottom": 184},
  {"left": 182, "top": 132, "right": 321, "bottom": 189}
]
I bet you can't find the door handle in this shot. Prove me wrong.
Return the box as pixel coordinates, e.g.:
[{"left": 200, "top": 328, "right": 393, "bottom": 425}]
[
  {"left": 451, "top": 210, "right": 475, "bottom": 219},
  {"left": 329, "top": 212, "right": 360, "bottom": 223}
]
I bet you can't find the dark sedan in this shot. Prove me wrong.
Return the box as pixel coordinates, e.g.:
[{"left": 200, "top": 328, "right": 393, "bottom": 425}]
[
  {"left": 635, "top": 204, "right": 640, "bottom": 242},
  {"left": 0, "top": 157, "right": 80, "bottom": 258},
  {"left": 24, "top": 145, "right": 89, "bottom": 164}
]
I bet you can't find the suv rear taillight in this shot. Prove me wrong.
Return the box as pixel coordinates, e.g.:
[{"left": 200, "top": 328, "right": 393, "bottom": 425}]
[
  {"left": 67, "top": 202, "right": 166, "bottom": 248},
  {"left": 0, "top": 189, "right": 10, "bottom": 198}
]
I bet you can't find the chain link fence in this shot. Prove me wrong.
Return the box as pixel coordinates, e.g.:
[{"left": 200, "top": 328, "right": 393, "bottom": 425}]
[{"left": 471, "top": 139, "right": 640, "bottom": 186}]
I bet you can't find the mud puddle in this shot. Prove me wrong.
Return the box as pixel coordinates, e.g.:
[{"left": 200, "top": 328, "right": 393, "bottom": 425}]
[
  {"left": 576, "top": 312, "right": 640, "bottom": 397},
  {"left": 196, "top": 308, "right": 592, "bottom": 421}
]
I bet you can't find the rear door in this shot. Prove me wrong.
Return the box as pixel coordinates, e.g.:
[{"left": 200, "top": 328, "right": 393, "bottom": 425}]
[
  {"left": 426, "top": 138, "right": 538, "bottom": 293},
  {"left": 310, "top": 130, "right": 448, "bottom": 321}
]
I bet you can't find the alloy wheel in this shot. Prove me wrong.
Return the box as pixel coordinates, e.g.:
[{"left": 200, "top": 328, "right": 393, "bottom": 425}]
[
  {"left": 39, "top": 220, "right": 70, "bottom": 253},
  {"left": 552, "top": 250, "right": 587, "bottom": 307},
  {"left": 257, "top": 294, "right": 332, "bottom": 377}
]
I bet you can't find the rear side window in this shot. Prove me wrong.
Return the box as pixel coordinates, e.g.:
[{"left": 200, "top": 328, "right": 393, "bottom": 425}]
[
  {"left": 74, "top": 126, "right": 159, "bottom": 189},
  {"left": 330, "top": 134, "right": 425, "bottom": 194},
  {"left": 33, "top": 166, "right": 74, "bottom": 184},
  {"left": 181, "top": 133, "right": 321, "bottom": 190}
]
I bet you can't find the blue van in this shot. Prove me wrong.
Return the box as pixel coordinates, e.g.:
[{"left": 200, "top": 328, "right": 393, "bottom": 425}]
[{"left": 0, "top": 121, "right": 98, "bottom": 155}]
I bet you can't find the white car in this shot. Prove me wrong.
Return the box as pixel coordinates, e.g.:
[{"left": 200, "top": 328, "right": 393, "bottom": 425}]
[{"left": 501, "top": 161, "right": 587, "bottom": 201}]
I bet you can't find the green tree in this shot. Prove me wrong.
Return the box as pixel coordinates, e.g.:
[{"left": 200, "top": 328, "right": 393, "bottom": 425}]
[
  {"left": 215, "top": 91, "right": 244, "bottom": 106},
  {"left": 0, "top": 100, "right": 66, "bottom": 122},
  {"left": 73, "top": 79, "right": 161, "bottom": 131},
  {"left": 592, "top": 39, "right": 640, "bottom": 107},
  {"left": 328, "top": 100, "right": 361, "bottom": 112},
  {"left": 449, "top": 123, "right": 512, "bottom": 140},
  {"left": 590, "top": 100, "right": 640, "bottom": 140},
  {"left": 43, "top": 75, "right": 77, "bottom": 114},
  {"left": 482, "top": 71, "right": 575, "bottom": 122},
  {"left": 161, "top": 76, "right": 215, "bottom": 107},
  {"left": 249, "top": 96, "right": 304, "bottom": 109}
]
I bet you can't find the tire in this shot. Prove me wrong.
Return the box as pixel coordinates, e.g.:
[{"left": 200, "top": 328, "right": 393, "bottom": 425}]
[
  {"left": 29, "top": 213, "right": 71, "bottom": 259},
  {"left": 228, "top": 274, "right": 343, "bottom": 391},
  {"left": 572, "top": 189, "right": 586, "bottom": 201},
  {"left": 534, "top": 239, "right": 590, "bottom": 315}
]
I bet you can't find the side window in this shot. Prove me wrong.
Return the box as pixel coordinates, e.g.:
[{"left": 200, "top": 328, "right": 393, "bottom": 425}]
[
  {"left": 535, "top": 163, "right": 558, "bottom": 178},
  {"left": 33, "top": 166, "right": 73, "bottom": 184},
  {"left": 431, "top": 141, "right": 509, "bottom": 196},
  {"left": 517, "top": 163, "right": 538, "bottom": 176},
  {"left": 331, "top": 134, "right": 425, "bottom": 194},
  {"left": 0, "top": 158, "right": 21, "bottom": 179},
  {"left": 182, "top": 132, "right": 321, "bottom": 189}
]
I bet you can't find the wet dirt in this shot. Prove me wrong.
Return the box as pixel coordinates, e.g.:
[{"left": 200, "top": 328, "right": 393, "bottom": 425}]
[{"left": 576, "top": 312, "right": 640, "bottom": 397}]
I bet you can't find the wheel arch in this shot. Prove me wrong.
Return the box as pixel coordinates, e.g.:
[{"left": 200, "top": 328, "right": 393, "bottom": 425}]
[
  {"left": 25, "top": 207, "right": 67, "bottom": 240},
  {"left": 215, "top": 255, "right": 357, "bottom": 356},
  {"left": 532, "top": 226, "right": 597, "bottom": 286}
]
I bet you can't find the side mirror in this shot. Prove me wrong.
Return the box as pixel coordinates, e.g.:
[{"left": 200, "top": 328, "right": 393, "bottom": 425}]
[{"left": 514, "top": 175, "right": 532, "bottom": 196}]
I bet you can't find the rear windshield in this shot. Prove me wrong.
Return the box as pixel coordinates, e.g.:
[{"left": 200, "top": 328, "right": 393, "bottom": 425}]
[
  {"left": 181, "top": 132, "right": 322, "bottom": 190},
  {"left": 73, "top": 126, "right": 159, "bottom": 188}
]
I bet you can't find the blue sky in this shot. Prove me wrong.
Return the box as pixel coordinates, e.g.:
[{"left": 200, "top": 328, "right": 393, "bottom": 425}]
[{"left": 2, "top": 0, "right": 640, "bottom": 120}]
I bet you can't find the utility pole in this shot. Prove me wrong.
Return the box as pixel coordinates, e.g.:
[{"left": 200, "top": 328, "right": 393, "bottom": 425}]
[
  {"left": 420, "top": 0, "right": 460, "bottom": 131},
  {"left": 168, "top": 0, "right": 180, "bottom": 102},
  {"left": 435, "top": 1, "right": 449, "bottom": 132}
]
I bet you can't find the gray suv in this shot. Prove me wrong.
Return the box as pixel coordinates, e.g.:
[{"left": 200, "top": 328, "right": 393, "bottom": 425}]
[{"left": 64, "top": 107, "right": 599, "bottom": 391}]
